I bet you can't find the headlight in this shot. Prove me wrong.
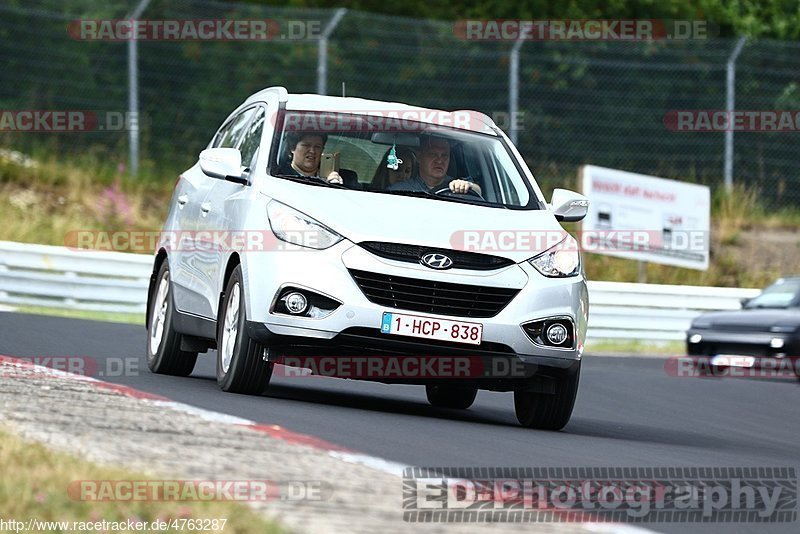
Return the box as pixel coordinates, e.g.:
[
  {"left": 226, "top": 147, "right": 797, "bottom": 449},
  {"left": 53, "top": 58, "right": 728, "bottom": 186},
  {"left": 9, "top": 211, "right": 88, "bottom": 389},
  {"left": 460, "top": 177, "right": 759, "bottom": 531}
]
[
  {"left": 528, "top": 235, "right": 580, "bottom": 277},
  {"left": 267, "top": 200, "right": 343, "bottom": 250}
]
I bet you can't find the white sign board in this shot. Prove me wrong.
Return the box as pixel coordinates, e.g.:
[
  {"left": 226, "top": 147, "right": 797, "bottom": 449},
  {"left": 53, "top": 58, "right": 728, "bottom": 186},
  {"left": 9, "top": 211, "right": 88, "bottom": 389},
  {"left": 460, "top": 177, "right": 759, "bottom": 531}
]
[{"left": 580, "top": 165, "right": 710, "bottom": 270}]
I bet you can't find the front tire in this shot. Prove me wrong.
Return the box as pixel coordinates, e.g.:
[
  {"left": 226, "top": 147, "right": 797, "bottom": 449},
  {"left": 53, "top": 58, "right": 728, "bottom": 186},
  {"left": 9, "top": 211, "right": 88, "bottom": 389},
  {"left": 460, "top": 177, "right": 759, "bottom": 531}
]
[
  {"left": 216, "top": 265, "right": 273, "bottom": 394},
  {"left": 425, "top": 384, "right": 478, "bottom": 409},
  {"left": 146, "top": 261, "right": 198, "bottom": 376},
  {"left": 514, "top": 363, "right": 580, "bottom": 430}
]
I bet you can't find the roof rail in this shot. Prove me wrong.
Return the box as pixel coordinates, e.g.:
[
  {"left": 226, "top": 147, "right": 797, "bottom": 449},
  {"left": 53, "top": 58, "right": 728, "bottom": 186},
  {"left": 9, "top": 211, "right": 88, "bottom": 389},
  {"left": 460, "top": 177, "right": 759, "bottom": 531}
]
[
  {"left": 453, "top": 109, "right": 496, "bottom": 127},
  {"left": 244, "top": 86, "right": 289, "bottom": 105}
]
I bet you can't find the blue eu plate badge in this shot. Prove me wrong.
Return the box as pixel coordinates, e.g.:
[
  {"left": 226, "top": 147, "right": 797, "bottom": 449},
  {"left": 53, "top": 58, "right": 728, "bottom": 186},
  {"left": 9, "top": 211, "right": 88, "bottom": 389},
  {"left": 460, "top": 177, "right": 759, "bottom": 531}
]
[{"left": 381, "top": 312, "right": 392, "bottom": 333}]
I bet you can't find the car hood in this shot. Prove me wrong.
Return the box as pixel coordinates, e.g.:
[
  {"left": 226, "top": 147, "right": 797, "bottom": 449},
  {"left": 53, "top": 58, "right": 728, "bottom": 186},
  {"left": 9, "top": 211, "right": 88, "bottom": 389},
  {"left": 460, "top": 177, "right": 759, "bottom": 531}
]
[
  {"left": 262, "top": 183, "right": 565, "bottom": 263},
  {"left": 693, "top": 309, "right": 800, "bottom": 330}
]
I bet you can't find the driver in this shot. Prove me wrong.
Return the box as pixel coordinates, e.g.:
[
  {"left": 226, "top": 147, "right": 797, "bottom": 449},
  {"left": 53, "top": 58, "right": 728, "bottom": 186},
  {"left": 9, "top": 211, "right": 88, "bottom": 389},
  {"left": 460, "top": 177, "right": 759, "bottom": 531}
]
[{"left": 388, "top": 136, "right": 481, "bottom": 195}]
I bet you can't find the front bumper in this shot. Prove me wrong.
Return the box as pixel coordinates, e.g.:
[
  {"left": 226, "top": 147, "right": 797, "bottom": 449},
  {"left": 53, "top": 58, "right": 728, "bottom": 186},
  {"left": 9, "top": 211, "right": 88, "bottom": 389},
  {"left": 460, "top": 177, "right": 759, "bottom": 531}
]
[
  {"left": 686, "top": 329, "right": 798, "bottom": 360},
  {"left": 240, "top": 240, "right": 588, "bottom": 366},
  {"left": 246, "top": 320, "right": 580, "bottom": 391}
]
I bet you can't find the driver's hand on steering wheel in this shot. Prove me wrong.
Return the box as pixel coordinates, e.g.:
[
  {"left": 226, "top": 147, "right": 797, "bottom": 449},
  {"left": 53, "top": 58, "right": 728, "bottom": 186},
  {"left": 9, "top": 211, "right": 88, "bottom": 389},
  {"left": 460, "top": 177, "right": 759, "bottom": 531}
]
[{"left": 449, "top": 179, "right": 481, "bottom": 196}]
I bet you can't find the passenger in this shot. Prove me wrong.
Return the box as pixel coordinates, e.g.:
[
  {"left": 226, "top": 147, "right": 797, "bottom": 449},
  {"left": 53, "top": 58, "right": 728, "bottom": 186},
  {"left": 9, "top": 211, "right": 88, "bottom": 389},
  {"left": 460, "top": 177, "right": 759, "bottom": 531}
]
[
  {"left": 388, "top": 136, "right": 481, "bottom": 195},
  {"left": 278, "top": 132, "right": 343, "bottom": 184},
  {"left": 372, "top": 146, "right": 415, "bottom": 189}
]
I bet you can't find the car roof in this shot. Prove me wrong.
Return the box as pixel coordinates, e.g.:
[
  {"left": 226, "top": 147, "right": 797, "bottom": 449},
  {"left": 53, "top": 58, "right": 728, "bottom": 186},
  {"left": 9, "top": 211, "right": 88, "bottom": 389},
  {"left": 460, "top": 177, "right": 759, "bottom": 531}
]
[
  {"left": 774, "top": 276, "right": 800, "bottom": 283},
  {"left": 243, "top": 86, "right": 497, "bottom": 135}
]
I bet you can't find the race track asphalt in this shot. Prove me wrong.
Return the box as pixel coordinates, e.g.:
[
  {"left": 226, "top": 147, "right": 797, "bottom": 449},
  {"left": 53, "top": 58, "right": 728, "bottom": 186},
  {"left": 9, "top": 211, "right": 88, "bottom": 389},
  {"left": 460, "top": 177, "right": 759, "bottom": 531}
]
[{"left": 1, "top": 312, "right": 797, "bottom": 534}]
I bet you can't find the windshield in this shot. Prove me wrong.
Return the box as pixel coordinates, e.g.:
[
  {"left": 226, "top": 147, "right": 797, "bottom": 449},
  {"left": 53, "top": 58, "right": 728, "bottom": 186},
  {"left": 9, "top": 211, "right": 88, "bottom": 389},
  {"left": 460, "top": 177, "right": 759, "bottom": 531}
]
[
  {"left": 745, "top": 279, "right": 800, "bottom": 309},
  {"left": 270, "top": 110, "right": 540, "bottom": 209}
]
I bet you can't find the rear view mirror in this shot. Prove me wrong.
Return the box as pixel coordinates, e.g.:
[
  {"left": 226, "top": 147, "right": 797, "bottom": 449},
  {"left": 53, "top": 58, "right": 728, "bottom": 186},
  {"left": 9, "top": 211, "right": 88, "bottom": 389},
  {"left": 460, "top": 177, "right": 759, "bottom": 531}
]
[
  {"left": 199, "top": 148, "right": 245, "bottom": 183},
  {"left": 370, "top": 132, "right": 420, "bottom": 147},
  {"left": 551, "top": 189, "right": 589, "bottom": 222}
]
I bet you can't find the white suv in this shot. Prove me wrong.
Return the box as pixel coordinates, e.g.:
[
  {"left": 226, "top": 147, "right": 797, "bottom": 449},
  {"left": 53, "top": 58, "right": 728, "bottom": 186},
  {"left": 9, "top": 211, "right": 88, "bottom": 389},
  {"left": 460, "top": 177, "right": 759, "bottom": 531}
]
[{"left": 146, "top": 87, "right": 589, "bottom": 430}]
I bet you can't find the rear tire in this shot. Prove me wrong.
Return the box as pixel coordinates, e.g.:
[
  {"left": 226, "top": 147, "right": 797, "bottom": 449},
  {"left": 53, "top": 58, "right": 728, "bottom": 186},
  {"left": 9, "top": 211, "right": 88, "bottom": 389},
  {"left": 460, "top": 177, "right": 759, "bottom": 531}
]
[
  {"left": 146, "top": 261, "right": 198, "bottom": 376},
  {"left": 216, "top": 265, "right": 273, "bottom": 394},
  {"left": 425, "top": 384, "right": 478, "bottom": 409},
  {"left": 514, "top": 363, "right": 580, "bottom": 430}
]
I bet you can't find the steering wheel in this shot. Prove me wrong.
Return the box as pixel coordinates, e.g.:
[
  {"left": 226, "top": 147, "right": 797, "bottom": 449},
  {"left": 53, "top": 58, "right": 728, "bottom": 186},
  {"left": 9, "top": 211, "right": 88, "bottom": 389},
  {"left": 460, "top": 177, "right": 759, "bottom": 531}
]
[{"left": 433, "top": 185, "right": 485, "bottom": 201}]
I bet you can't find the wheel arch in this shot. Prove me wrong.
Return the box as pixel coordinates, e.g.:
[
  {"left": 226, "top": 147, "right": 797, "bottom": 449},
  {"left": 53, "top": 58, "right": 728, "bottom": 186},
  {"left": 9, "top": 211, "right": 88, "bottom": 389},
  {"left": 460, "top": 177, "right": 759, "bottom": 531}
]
[
  {"left": 145, "top": 248, "right": 169, "bottom": 329},
  {"left": 217, "top": 252, "right": 242, "bottom": 323}
]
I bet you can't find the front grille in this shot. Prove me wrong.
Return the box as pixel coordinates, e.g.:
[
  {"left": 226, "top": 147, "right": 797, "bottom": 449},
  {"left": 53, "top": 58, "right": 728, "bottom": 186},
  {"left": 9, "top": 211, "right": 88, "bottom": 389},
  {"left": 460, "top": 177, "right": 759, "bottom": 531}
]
[
  {"left": 359, "top": 241, "right": 514, "bottom": 271},
  {"left": 694, "top": 343, "right": 771, "bottom": 357},
  {"left": 711, "top": 324, "right": 771, "bottom": 333},
  {"left": 349, "top": 269, "right": 519, "bottom": 318}
]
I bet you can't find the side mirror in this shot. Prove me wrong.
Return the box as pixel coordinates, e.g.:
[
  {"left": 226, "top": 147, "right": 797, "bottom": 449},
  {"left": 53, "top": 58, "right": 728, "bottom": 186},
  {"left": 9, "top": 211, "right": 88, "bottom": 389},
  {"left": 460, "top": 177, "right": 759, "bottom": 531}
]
[
  {"left": 551, "top": 188, "right": 589, "bottom": 222},
  {"left": 740, "top": 297, "right": 751, "bottom": 308},
  {"left": 199, "top": 148, "right": 247, "bottom": 184}
]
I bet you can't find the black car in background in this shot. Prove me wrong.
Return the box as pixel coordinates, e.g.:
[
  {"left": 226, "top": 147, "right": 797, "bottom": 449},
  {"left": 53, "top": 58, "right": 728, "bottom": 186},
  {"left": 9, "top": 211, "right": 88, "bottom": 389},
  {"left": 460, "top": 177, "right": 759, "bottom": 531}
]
[{"left": 686, "top": 277, "right": 800, "bottom": 379}]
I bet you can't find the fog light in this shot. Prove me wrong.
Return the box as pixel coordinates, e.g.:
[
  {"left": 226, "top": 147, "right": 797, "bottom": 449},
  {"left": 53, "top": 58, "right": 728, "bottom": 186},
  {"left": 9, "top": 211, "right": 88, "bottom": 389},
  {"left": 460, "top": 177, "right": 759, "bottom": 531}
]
[
  {"left": 284, "top": 292, "right": 308, "bottom": 314},
  {"left": 546, "top": 323, "right": 568, "bottom": 345},
  {"left": 689, "top": 334, "right": 702, "bottom": 344},
  {"left": 770, "top": 337, "right": 784, "bottom": 349}
]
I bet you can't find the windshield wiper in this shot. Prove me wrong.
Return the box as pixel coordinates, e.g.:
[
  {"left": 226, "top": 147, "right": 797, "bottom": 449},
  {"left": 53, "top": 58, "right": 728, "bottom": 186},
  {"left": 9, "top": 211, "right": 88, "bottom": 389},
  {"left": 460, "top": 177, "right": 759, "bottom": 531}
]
[
  {"left": 378, "top": 189, "right": 436, "bottom": 198},
  {"left": 379, "top": 189, "right": 507, "bottom": 207},
  {"left": 272, "top": 174, "right": 348, "bottom": 189}
]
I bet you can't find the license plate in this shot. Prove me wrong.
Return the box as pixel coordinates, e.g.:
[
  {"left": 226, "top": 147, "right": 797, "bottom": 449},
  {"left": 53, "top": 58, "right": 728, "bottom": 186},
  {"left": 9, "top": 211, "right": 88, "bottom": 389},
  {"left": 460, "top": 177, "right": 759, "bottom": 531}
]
[
  {"left": 380, "top": 312, "right": 483, "bottom": 345},
  {"left": 711, "top": 355, "right": 756, "bottom": 368}
]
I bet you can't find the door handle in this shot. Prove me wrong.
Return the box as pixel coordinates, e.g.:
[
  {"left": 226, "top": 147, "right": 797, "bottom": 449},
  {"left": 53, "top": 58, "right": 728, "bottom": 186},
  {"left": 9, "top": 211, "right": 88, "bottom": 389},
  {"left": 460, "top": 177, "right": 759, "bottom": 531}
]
[
  {"left": 200, "top": 202, "right": 211, "bottom": 215},
  {"left": 177, "top": 194, "right": 188, "bottom": 207}
]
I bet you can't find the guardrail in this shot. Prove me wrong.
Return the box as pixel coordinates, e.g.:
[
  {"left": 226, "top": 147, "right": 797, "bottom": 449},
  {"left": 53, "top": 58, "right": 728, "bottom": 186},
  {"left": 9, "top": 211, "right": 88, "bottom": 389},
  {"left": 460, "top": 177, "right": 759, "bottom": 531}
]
[
  {"left": 587, "top": 280, "right": 760, "bottom": 341},
  {"left": 0, "top": 241, "right": 762, "bottom": 340},
  {"left": 0, "top": 240, "right": 152, "bottom": 314}
]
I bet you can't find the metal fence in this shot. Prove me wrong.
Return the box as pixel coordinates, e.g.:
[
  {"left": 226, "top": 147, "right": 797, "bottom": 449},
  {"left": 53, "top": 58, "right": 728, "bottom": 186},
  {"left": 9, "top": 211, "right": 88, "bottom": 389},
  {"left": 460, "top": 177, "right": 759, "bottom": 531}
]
[
  {"left": 0, "top": 240, "right": 762, "bottom": 341},
  {"left": 2, "top": 1, "right": 800, "bottom": 206}
]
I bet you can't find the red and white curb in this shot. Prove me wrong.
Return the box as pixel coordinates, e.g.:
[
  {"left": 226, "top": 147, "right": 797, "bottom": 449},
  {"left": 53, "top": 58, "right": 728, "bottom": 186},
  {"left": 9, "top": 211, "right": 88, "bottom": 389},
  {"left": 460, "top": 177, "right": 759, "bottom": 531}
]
[{"left": 0, "top": 354, "right": 405, "bottom": 477}]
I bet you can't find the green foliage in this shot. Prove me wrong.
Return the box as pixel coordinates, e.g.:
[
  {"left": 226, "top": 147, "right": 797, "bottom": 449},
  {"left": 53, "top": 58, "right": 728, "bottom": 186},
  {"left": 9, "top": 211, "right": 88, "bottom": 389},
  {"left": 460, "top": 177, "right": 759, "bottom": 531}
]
[
  {"left": 242, "top": 0, "right": 800, "bottom": 39},
  {"left": 2, "top": 1, "right": 799, "bottom": 209}
]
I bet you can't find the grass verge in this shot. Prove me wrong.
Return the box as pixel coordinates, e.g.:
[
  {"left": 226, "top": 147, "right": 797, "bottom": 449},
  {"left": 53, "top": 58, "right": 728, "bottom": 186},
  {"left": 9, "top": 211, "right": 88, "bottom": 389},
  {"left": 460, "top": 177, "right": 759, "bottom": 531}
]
[
  {"left": 14, "top": 306, "right": 145, "bottom": 326},
  {"left": 0, "top": 152, "right": 170, "bottom": 248},
  {"left": 0, "top": 426, "right": 284, "bottom": 533},
  {"left": 584, "top": 339, "right": 684, "bottom": 356}
]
